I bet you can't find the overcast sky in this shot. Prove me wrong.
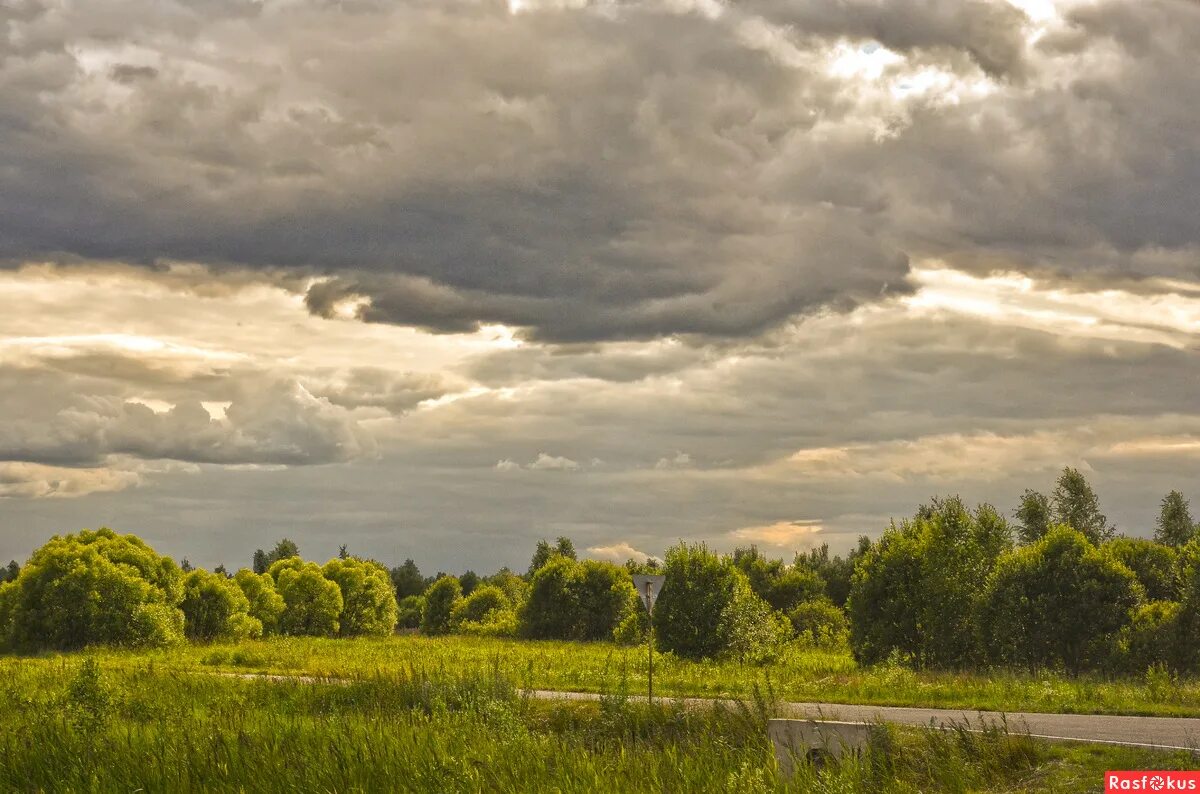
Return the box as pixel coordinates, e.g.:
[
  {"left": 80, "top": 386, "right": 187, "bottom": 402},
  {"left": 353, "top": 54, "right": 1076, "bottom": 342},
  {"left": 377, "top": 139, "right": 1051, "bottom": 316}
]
[{"left": 2, "top": 0, "right": 1198, "bottom": 573}]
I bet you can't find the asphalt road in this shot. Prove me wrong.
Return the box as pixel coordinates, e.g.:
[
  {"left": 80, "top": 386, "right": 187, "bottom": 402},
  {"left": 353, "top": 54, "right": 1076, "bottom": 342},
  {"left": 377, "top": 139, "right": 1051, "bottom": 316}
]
[{"left": 528, "top": 690, "right": 1200, "bottom": 751}]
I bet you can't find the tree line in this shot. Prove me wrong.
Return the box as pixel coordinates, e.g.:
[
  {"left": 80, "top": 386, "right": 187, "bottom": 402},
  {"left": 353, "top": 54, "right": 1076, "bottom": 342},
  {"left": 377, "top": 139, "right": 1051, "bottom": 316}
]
[{"left": 1, "top": 467, "right": 1198, "bottom": 677}]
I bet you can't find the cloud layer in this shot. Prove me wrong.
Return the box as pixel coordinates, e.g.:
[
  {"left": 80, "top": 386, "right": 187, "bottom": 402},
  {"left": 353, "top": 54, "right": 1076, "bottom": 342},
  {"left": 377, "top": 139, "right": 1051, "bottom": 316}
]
[{"left": 5, "top": 0, "right": 1197, "bottom": 343}]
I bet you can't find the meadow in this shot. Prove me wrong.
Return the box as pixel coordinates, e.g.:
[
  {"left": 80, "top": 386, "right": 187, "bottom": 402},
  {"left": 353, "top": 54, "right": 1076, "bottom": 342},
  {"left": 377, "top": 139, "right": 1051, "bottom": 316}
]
[
  {"left": 67, "top": 633, "right": 1200, "bottom": 718},
  {"left": 0, "top": 653, "right": 1194, "bottom": 793}
]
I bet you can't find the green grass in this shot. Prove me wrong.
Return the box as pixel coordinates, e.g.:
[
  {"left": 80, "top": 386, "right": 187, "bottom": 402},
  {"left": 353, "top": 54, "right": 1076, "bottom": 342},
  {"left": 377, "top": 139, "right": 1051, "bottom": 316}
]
[
  {"left": 46, "top": 634, "right": 1200, "bottom": 718},
  {"left": 0, "top": 655, "right": 1193, "bottom": 792}
]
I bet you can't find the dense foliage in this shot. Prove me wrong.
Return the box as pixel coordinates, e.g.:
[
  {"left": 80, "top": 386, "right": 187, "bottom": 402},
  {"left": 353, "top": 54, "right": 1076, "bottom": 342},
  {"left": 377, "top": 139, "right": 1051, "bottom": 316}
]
[
  {"left": 0, "top": 528, "right": 184, "bottom": 651},
  {"left": 180, "top": 569, "right": 260, "bottom": 642},
  {"left": 321, "top": 557, "right": 399, "bottom": 637}
]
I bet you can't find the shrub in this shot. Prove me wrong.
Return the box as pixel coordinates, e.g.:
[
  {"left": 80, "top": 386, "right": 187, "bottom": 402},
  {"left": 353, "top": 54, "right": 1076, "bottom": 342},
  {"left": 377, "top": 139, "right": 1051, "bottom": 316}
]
[
  {"left": 3, "top": 528, "right": 185, "bottom": 651},
  {"left": 1122, "top": 600, "right": 1184, "bottom": 674},
  {"left": 270, "top": 559, "right": 343, "bottom": 637},
  {"left": 421, "top": 576, "right": 462, "bottom": 636},
  {"left": 613, "top": 606, "right": 648, "bottom": 646},
  {"left": 848, "top": 498, "right": 1011, "bottom": 668},
  {"left": 322, "top": 557, "right": 399, "bottom": 637},
  {"left": 233, "top": 569, "right": 285, "bottom": 635},
  {"left": 181, "top": 569, "right": 261, "bottom": 642},
  {"left": 521, "top": 557, "right": 581, "bottom": 639},
  {"left": 1173, "top": 540, "right": 1200, "bottom": 671},
  {"left": 788, "top": 599, "right": 850, "bottom": 649},
  {"left": 1106, "top": 537, "right": 1179, "bottom": 601},
  {"left": 397, "top": 595, "right": 424, "bottom": 629},
  {"left": 978, "top": 526, "right": 1142, "bottom": 674},
  {"left": 717, "top": 575, "right": 791, "bottom": 663},
  {"left": 520, "top": 557, "right": 635, "bottom": 641},
  {"left": 653, "top": 543, "right": 784, "bottom": 661},
  {"left": 451, "top": 584, "right": 510, "bottom": 628}
]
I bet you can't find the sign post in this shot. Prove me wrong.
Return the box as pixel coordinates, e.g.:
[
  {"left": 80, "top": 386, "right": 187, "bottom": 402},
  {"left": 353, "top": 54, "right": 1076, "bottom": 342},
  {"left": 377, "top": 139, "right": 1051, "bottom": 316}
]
[{"left": 632, "top": 574, "right": 665, "bottom": 705}]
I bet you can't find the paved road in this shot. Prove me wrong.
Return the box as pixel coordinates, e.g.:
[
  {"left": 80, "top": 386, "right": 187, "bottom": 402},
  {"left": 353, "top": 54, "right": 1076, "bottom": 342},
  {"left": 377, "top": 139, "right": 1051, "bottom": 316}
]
[
  {"left": 531, "top": 690, "right": 1199, "bottom": 752},
  {"left": 222, "top": 673, "right": 1199, "bottom": 752}
]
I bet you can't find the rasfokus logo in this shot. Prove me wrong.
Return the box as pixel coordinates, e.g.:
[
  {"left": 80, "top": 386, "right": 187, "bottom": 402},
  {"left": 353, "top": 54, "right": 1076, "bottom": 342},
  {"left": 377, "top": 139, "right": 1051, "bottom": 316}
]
[{"left": 1107, "top": 772, "right": 1200, "bottom": 792}]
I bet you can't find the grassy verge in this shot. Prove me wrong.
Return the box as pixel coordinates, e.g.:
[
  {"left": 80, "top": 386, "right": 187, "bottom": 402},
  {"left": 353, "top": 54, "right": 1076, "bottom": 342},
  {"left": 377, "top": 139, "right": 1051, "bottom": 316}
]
[
  {"left": 37, "top": 634, "right": 1200, "bottom": 718},
  {"left": 0, "top": 656, "right": 1192, "bottom": 792}
]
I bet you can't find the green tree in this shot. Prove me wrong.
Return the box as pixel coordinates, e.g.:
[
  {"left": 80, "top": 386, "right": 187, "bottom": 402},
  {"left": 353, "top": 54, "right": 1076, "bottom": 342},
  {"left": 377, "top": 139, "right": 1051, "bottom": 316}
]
[
  {"left": 978, "top": 526, "right": 1141, "bottom": 674},
  {"left": 252, "top": 549, "right": 269, "bottom": 575},
  {"left": 1051, "top": 468, "right": 1114, "bottom": 544},
  {"left": 1106, "top": 537, "right": 1179, "bottom": 602},
  {"left": 0, "top": 560, "right": 17, "bottom": 584},
  {"left": 794, "top": 539, "right": 869, "bottom": 608},
  {"left": 521, "top": 556, "right": 582, "bottom": 639},
  {"left": 266, "top": 539, "right": 300, "bottom": 567},
  {"left": 390, "top": 559, "right": 425, "bottom": 599},
  {"left": 1014, "top": 489, "right": 1052, "bottom": 544},
  {"left": 652, "top": 543, "right": 785, "bottom": 661},
  {"left": 526, "top": 536, "right": 577, "bottom": 577},
  {"left": 459, "top": 570, "right": 481, "bottom": 597},
  {"left": 1173, "top": 540, "right": 1200, "bottom": 672},
  {"left": 2, "top": 528, "right": 185, "bottom": 651},
  {"left": 270, "top": 559, "right": 342, "bottom": 637},
  {"left": 420, "top": 576, "right": 462, "bottom": 635},
  {"left": 322, "top": 557, "right": 399, "bottom": 637},
  {"left": 1156, "top": 490, "right": 1197, "bottom": 548},
  {"left": 396, "top": 595, "right": 424, "bottom": 629},
  {"left": 233, "top": 569, "right": 285, "bottom": 635},
  {"left": 788, "top": 599, "right": 849, "bottom": 649},
  {"left": 180, "top": 569, "right": 261, "bottom": 642},
  {"left": 575, "top": 560, "right": 637, "bottom": 641},
  {"left": 847, "top": 498, "right": 1011, "bottom": 667},
  {"left": 519, "top": 556, "right": 636, "bottom": 641}
]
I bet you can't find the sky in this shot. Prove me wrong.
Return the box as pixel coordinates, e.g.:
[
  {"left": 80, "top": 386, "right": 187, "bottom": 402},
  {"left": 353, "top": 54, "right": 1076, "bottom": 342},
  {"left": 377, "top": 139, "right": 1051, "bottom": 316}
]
[{"left": 1, "top": 0, "right": 1199, "bottom": 573}]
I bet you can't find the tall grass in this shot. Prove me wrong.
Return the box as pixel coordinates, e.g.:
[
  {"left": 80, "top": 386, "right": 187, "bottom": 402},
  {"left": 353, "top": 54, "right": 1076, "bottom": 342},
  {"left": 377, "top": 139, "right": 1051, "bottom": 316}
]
[
  {"left": 0, "top": 656, "right": 1193, "bottom": 792},
  {"left": 56, "top": 634, "right": 1200, "bottom": 717}
]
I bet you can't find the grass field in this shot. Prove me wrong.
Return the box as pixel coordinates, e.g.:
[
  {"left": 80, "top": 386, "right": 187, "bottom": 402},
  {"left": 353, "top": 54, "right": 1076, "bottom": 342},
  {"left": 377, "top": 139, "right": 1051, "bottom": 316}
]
[
  {"left": 54, "top": 634, "right": 1200, "bottom": 718},
  {"left": 0, "top": 654, "right": 1194, "bottom": 793}
]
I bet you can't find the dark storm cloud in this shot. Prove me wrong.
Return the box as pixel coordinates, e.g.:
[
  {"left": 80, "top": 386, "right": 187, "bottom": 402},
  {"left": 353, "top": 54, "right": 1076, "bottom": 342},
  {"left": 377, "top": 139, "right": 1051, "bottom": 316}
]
[{"left": 5, "top": 0, "right": 1196, "bottom": 341}]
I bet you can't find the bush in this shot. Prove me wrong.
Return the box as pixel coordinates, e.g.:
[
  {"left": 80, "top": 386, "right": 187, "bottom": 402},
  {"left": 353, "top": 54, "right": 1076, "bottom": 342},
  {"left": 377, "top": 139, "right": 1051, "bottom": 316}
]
[
  {"left": 270, "top": 558, "right": 343, "bottom": 637},
  {"left": 397, "top": 595, "right": 424, "bottom": 629},
  {"left": 717, "top": 575, "right": 791, "bottom": 663},
  {"left": 613, "top": 606, "right": 648, "bottom": 646},
  {"left": 848, "top": 498, "right": 1011, "bottom": 668},
  {"left": 1106, "top": 537, "right": 1179, "bottom": 601},
  {"left": 1121, "top": 600, "right": 1184, "bottom": 674},
  {"left": 233, "top": 569, "right": 285, "bottom": 635},
  {"left": 322, "top": 557, "right": 399, "bottom": 637},
  {"left": 421, "top": 576, "right": 462, "bottom": 636},
  {"left": 520, "top": 557, "right": 636, "bottom": 641},
  {"left": 181, "top": 569, "right": 261, "bottom": 642},
  {"left": 521, "top": 557, "right": 581, "bottom": 639},
  {"left": 1173, "top": 540, "right": 1200, "bottom": 671},
  {"left": 653, "top": 543, "right": 785, "bottom": 661},
  {"left": 451, "top": 585, "right": 510, "bottom": 627},
  {"left": 2, "top": 528, "right": 185, "bottom": 651},
  {"left": 978, "top": 526, "right": 1142, "bottom": 674},
  {"left": 788, "top": 599, "right": 850, "bottom": 649}
]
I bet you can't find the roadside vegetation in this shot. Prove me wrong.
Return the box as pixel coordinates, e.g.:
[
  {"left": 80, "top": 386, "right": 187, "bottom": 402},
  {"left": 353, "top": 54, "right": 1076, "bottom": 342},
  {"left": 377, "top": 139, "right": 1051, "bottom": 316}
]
[{"left": 0, "top": 656, "right": 1192, "bottom": 793}]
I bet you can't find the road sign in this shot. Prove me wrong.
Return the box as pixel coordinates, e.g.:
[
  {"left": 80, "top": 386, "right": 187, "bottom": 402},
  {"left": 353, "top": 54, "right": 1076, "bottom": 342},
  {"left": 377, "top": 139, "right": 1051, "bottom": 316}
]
[{"left": 632, "top": 574, "right": 665, "bottom": 613}]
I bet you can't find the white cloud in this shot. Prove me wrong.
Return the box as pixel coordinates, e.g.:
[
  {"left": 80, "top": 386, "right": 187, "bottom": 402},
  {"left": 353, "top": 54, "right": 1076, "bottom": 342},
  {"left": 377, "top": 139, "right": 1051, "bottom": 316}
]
[
  {"left": 528, "top": 453, "right": 580, "bottom": 471},
  {"left": 495, "top": 459, "right": 521, "bottom": 472},
  {"left": 0, "top": 461, "right": 140, "bottom": 498},
  {"left": 587, "top": 542, "right": 655, "bottom": 564}
]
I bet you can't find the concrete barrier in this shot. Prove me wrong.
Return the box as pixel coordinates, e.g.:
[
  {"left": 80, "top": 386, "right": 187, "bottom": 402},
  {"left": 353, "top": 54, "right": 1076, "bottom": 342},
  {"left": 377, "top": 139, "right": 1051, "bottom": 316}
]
[{"left": 768, "top": 718, "right": 874, "bottom": 775}]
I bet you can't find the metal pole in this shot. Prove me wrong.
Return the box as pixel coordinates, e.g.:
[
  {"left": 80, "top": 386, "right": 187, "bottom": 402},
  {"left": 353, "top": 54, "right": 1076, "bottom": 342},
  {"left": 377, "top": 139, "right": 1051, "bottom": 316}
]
[{"left": 646, "top": 582, "right": 653, "bottom": 705}]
